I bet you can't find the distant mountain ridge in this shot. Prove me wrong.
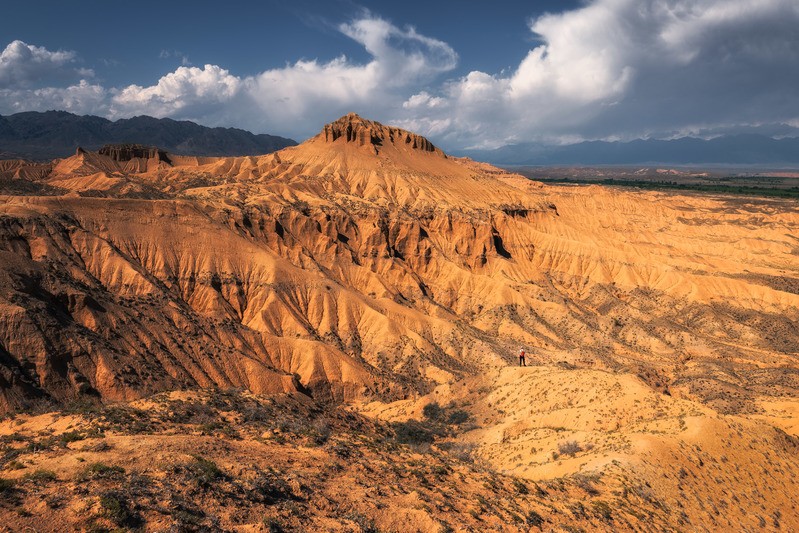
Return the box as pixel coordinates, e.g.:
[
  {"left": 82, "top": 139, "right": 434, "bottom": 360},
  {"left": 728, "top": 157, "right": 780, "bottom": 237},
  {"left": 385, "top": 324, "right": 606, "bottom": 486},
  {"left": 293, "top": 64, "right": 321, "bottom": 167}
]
[
  {"left": 460, "top": 134, "right": 799, "bottom": 166},
  {"left": 0, "top": 111, "right": 297, "bottom": 160}
]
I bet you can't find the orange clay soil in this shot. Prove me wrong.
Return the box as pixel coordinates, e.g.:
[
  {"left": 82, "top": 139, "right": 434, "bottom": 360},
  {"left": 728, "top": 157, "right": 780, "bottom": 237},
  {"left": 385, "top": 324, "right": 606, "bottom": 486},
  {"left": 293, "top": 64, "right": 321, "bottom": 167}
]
[{"left": 0, "top": 113, "right": 798, "bottom": 531}]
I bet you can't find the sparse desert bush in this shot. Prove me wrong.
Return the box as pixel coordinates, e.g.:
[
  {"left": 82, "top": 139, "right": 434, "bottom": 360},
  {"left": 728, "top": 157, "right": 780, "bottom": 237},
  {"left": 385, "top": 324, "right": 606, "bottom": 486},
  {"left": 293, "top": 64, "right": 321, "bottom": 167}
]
[
  {"left": 438, "top": 522, "right": 455, "bottom": 533},
  {"left": 330, "top": 442, "right": 355, "bottom": 458},
  {"left": 447, "top": 409, "right": 470, "bottom": 425},
  {"left": 567, "top": 501, "right": 587, "bottom": 518},
  {"left": 23, "top": 469, "right": 57, "bottom": 483},
  {"left": 345, "top": 511, "right": 381, "bottom": 532},
  {"left": 431, "top": 464, "right": 449, "bottom": 477},
  {"left": 99, "top": 490, "right": 134, "bottom": 526},
  {"left": 59, "top": 430, "right": 87, "bottom": 445},
  {"left": 78, "top": 462, "right": 126, "bottom": 481},
  {"left": 423, "top": 402, "right": 471, "bottom": 426},
  {"left": 165, "top": 400, "right": 217, "bottom": 425},
  {"left": 572, "top": 474, "right": 599, "bottom": 495},
  {"left": 241, "top": 402, "right": 272, "bottom": 424},
  {"left": 90, "top": 440, "right": 112, "bottom": 452},
  {"left": 5, "top": 460, "right": 25, "bottom": 470},
  {"left": 309, "top": 418, "right": 332, "bottom": 445},
  {"left": 181, "top": 455, "right": 224, "bottom": 488},
  {"left": 263, "top": 517, "right": 288, "bottom": 533},
  {"left": 439, "top": 441, "right": 476, "bottom": 462},
  {"left": 393, "top": 420, "right": 436, "bottom": 445},
  {"left": 99, "top": 406, "right": 154, "bottom": 434},
  {"left": 0, "top": 478, "right": 14, "bottom": 494},
  {"left": 0, "top": 432, "right": 25, "bottom": 444},
  {"left": 591, "top": 500, "right": 613, "bottom": 521},
  {"left": 199, "top": 421, "right": 239, "bottom": 439},
  {"left": 45, "top": 494, "right": 66, "bottom": 509},
  {"left": 558, "top": 440, "right": 583, "bottom": 456},
  {"left": 513, "top": 478, "right": 529, "bottom": 495},
  {"left": 251, "top": 469, "right": 294, "bottom": 504},
  {"left": 423, "top": 402, "right": 445, "bottom": 421},
  {"left": 171, "top": 502, "right": 205, "bottom": 527},
  {"left": 526, "top": 509, "right": 545, "bottom": 527}
]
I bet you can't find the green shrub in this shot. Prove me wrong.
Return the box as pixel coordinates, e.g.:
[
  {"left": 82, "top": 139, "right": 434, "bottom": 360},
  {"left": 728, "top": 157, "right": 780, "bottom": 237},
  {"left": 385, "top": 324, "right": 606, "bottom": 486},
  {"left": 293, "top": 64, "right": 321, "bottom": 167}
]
[
  {"left": 591, "top": 500, "right": 613, "bottom": 521},
  {"left": 5, "top": 460, "right": 25, "bottom": 470},
  {"left": 59, "top": 430, "right": 86, "bottom": 444},
  {"left": 24, "top": 469, "right": 57, "bottom": 483},
  {"left": 78, "top": 462, "right": 126, "bottom": 481},
  {"left": 99, "top": 491, "right": 131, "bottom": 525},
  {"left": 184, "top": 455, "right": 224, "bottom": 487}
]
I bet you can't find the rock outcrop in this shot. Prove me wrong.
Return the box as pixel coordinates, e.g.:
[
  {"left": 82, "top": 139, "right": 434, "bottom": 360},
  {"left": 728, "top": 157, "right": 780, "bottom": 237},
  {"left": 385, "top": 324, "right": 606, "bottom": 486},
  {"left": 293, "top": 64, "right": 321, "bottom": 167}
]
[
  {"left": 98, "top": 143, "right": 170, "bottom": 163},
  {"left": 322, "top": 113, "right": 442, "bottom": 155}
]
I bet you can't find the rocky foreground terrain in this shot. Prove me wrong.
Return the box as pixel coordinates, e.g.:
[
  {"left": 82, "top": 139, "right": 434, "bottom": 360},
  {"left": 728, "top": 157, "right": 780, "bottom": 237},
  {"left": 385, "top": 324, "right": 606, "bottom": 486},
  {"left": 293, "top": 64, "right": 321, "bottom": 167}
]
[{"left": 0, "top": 113, "right": 798, "bottom": 531}]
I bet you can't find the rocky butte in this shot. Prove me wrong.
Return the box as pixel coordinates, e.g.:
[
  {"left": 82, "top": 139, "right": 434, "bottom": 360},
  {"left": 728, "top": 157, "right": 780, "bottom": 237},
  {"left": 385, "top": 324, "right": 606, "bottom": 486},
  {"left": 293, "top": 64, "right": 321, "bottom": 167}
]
[{"left": 0, "top": 113, "right": 797, "bottom": 531}]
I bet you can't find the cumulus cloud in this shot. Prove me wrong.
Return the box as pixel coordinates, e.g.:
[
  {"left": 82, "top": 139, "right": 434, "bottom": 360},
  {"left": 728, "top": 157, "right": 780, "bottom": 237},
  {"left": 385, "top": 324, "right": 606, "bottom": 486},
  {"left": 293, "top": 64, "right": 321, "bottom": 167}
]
[
  {"left": 5, "top": 14, "right": 458, "bottom": 139},
  {"left": 403, "top": 91, "right": 446, "bottom": 110},
  {"left": 400, "top": 0, "right": 799, "bottom": 148},
  {"left": 110, "top": 64, "right": 243, "bottom": 120},
  {"left": 0, "top": 80, "right": 107, "bottom": 115},
  {"left": 103, "top": 14, "right": 459, "bottom": 133},
  {"left": 245, "top": 15, "right": 457, "bottom": 129},
  {"left": 0, "top": 40, "right": 91, "bottom": 89},
  {"left": 2, "top": 3, "right": 798, "bottom": 149}
]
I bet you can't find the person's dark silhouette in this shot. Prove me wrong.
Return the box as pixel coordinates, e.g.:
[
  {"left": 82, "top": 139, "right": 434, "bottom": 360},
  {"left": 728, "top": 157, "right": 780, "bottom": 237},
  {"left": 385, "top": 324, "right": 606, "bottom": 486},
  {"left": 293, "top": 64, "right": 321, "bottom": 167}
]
[{"left": 518, "top": 348, "right": 526, "bottom": 366}]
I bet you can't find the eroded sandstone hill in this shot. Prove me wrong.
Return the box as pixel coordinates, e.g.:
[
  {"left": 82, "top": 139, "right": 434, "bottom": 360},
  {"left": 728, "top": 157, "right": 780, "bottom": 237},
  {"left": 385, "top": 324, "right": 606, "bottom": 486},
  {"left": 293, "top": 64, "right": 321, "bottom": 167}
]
[{"left": 0, "top": 113, "right": 798, "bottom": 419}]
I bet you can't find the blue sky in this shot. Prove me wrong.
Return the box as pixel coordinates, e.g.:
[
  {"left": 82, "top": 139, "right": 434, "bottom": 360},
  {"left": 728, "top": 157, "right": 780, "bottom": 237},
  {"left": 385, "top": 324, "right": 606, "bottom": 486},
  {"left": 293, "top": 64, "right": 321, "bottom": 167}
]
[{"left": 2, "top": 0, "right": 798, "bottom": 150}]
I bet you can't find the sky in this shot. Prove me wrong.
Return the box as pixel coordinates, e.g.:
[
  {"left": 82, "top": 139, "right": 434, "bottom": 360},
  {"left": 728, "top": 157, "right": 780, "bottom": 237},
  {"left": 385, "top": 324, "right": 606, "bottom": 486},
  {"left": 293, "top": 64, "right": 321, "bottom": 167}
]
[{"left": 1, "top": 0, "right": 798, "bottom": 150}]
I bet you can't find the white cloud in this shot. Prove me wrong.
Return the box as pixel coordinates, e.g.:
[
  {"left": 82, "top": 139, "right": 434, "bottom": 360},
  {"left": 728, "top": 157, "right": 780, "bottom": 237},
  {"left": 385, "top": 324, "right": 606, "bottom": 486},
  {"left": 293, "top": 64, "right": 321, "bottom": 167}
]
[
  {"left": 110, "top": 64, "right": 243, "bottom": 120},
  {"left": 245, "top": 15, "right": 457, "bottom": 129},
  {"left": 403, "top": 91, "right": 446, "bottom": 110},
  {"left": 0, "top": 40, "right": 90, "bottom": 89},
  {"left": 6, "top": 14, "right": 458, "bottom": 139},
  {"left": 0, "top": 80, "right": 107, "bottom": 115},
  {"left": 1, "top": 3, "right": 798, "bottom": 149},
  {"left": 159, "top": 49, "right": 191, "bottom": 66},
  {"left": 397, "top": 0, "right": 799, "bottom": 148}
]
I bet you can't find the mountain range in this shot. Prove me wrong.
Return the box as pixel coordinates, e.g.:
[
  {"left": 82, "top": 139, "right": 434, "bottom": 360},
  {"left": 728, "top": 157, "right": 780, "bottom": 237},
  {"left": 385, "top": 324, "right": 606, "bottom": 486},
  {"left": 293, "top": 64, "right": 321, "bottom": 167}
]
[
  {"left": 0, "top": 111, "right": 296, "bottom": 160},
  {"left": 460, "top": 134, "right": 799, "bottom": 166},
  {"left": 5, "top": 111, "right": 799, "bottom": 167}
]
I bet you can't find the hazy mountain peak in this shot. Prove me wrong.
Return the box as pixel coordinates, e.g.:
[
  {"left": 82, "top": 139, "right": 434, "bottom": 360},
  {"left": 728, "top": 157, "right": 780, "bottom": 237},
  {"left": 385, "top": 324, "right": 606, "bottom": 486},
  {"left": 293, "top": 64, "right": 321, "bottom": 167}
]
[{"left": 0, "top": 111, "right": 297, "bottom": 161}]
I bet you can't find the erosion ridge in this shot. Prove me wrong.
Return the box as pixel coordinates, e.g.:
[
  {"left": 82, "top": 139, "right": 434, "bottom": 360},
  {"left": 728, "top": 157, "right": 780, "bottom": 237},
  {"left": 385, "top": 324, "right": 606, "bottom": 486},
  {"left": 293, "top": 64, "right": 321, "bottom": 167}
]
[
  {"left": 0, "top": 113, "right": 798, "bottom": 530},
  {"left": 0, "top": 113, "right": 797, "bottom": 411}
]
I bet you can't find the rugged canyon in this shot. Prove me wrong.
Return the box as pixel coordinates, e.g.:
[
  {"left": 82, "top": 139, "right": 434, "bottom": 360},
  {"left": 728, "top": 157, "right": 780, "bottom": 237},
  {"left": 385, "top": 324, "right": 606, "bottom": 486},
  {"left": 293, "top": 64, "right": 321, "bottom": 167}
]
[{"left": 0, "top": 114, "right": 797, "bottom": 531}]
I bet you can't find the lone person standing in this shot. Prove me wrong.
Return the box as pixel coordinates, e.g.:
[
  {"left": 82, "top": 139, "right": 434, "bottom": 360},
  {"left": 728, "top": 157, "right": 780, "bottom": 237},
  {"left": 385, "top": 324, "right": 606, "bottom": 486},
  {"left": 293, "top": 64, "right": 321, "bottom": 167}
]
[{"left": 518, "top": 348, "right": 526, "bottom": 367}]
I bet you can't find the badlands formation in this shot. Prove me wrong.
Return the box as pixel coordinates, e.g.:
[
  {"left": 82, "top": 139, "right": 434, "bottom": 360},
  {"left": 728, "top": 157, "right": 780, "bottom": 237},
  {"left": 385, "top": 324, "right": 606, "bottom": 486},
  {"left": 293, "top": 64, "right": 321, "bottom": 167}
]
[{"left": 0, "top": 113, "right": 797, "bottom": 531}]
